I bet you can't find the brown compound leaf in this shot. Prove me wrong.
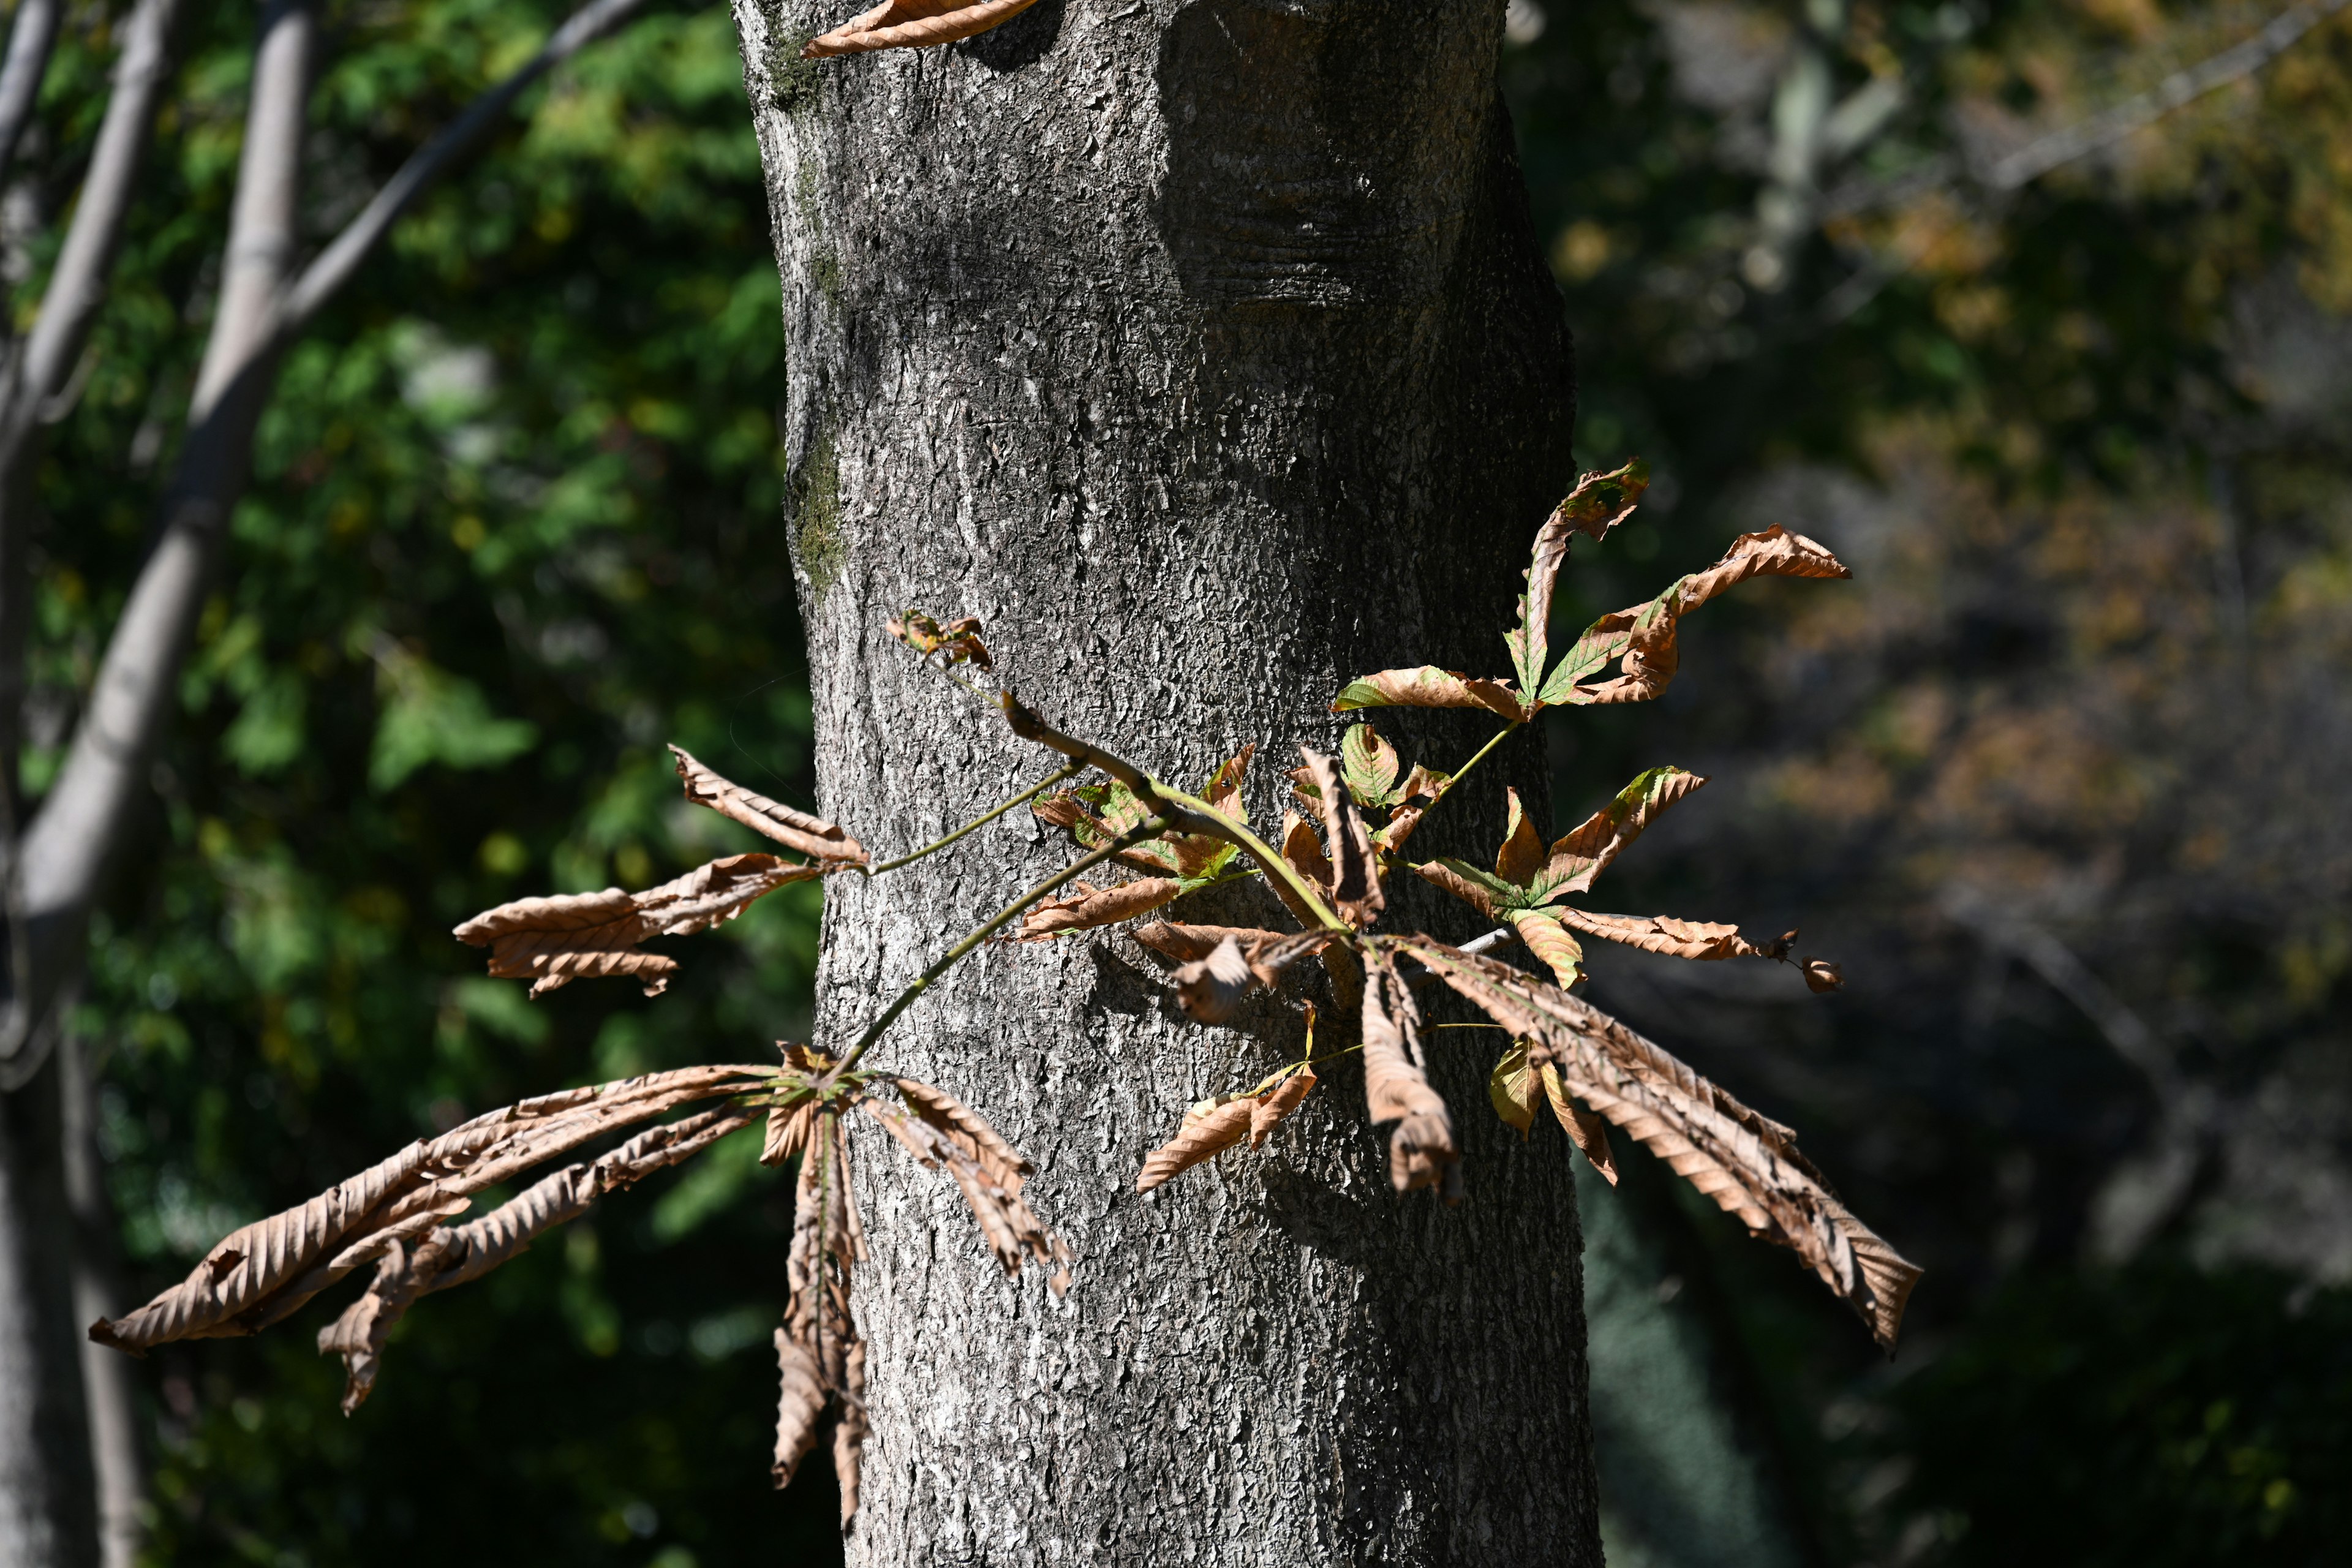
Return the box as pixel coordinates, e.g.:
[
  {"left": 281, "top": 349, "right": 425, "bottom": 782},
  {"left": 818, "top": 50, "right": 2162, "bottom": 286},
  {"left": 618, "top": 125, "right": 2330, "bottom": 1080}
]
[
  {"left": 92, "top": 1066, "right": 774, "bottom": 1355},
  {"left": 1332, "top": 666, "right": 1526, "bottom": 723},
  {"left": 318, "top": 1104, "right": 756, "bottom": 1411},
  {"left": 1135, "top": 1096, "right": 1254, "bottom": 1192},
  {"left": 669, "top": 745, "right": 867, "bottom": 866},
  {"left": 454, "top": 854, "right": 821, "bottom": 997},
  {"left": 1300, "top": 748, "right": 1384, "bottom": 929},
  {"left": 1016, "top": 877, "right": 1182, "bottom": 940},
  {"left": 1360, "top": 949, "right": 1459, "bottom": 1199},
  {"left": 802, "top": 0, "right": 1041, "bottom": 58},
  {"left": 1387, "top": 935, "right": 1918, "bottom": 1349}
]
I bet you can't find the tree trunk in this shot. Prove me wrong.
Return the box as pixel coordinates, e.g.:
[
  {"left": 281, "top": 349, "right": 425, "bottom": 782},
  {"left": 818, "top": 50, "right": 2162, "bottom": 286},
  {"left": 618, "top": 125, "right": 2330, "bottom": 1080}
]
[
  {"left": 0, "top": 1051, "right": 98, "bottom": 1568},
  {"left": 732, "top": 3, "right": 1591, "bottom": 1561}
]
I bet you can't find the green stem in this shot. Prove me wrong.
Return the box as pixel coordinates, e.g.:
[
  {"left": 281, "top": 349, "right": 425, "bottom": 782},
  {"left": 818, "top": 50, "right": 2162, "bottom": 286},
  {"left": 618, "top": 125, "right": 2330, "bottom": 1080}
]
[
  {"left": 1401, "top": 722, "right": 1518, "bottom": 848},
  {"left": 1153, "top": 784, "right": 1349, "bottom": 932},
  {"left": 835, "top": 818, "right": 1167, "bottom": 1074},
  {"left": 865, "top": 761, "right": 1084, "bottom": 875}
]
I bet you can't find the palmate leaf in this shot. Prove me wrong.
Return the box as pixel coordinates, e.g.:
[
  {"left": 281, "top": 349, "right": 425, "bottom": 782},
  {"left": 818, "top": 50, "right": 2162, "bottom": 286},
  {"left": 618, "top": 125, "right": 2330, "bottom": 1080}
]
[{"left": 1382, "top": 935, "right": 1917, "bottom": 1349}]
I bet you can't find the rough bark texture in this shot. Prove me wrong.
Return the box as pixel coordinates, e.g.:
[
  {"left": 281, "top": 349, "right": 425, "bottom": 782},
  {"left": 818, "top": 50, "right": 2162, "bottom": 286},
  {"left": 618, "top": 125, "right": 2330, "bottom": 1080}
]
[{"left": 732, "top": 2, "right": 1594, "bottom": 1561}]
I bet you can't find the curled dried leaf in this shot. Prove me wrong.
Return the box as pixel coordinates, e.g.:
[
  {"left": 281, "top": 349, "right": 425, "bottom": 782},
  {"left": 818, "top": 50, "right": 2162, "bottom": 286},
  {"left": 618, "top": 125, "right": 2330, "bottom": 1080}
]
[
  {"left": 1132, "top": 922, "right": 1286, "bottom": 965},
  {"left": 1332, "top": 666, "right": 1526, "bottom": 724},
  {"left": 1300, "top": 748, "right": 1384, "bottom": 929},
  {"left": 1553, "top": 907, "right": 1785, "bottom": 962},
  {"left": 669, "top": 745, "right": 867, "bottom": 866},
  {"left": 93, "top": 1066, "right": 773, "bottom": 1355},
  {"left": 1488, "top": 1041, "right": 1540, "bottom": 1138},
  {"left": 1361, "top": 949, "right": 1459, "bottom": 1199},
  {"left": 1801, "top": 957, "right": 1845, "bottom": 993},
  {"left": 803, "top": 0, "right": 1042, "bottom": 57},
  {"left": 1551, "top": 527, "right": 1850, "bottom": 707},
  {"left": 1509, "top": 459, "right": 1651, "bottom": 695},
  {"left": 1017, "top": 877, "right": 1182, "bottom": 940},
  {"left": 1387, "top": 935, "right": 1917, "bottom": 1349},
  {"left": 1135, "top": 1097, "right": 1254, "bottom": 1192},
  {"left": 1540, "top": 1060, "right": 1619, "bottom": 1183},
  {"left": 1174, "top": 937, "right": 1257, "bottom": 1024},
  {"left": 1495, "top": 788, "right": 1545, "bottom": 886},
  {"left": 1202, "top": 742, "right": 1254, "bottom": 824},
  {"left": 774, "top": 1112, "right": 864, "bottom": 1508},
  {"left": 317, "top": 1104, "right": 756, "bottom": 1411},
  {"left": 454, "top": 854, "right": 820, "bottom": 997},
  {"left": 1280, "top": 810, "right": 1336, "bottom": 894},
  {"left": 1545, "top": 766, "right": 1706, "bottom": 894},
  {"left": 883, "top": 609, "right": 993, "bottom": 669},
  {"left": 1250, "top": 1066, "right": 1317, "bottom": 1149},
  {"left": 1412, "top": 858, "right": 1505, "bottom": 921},
  {"left": 863, "top": 1082, "right": 1068, "bottom": 1291}
]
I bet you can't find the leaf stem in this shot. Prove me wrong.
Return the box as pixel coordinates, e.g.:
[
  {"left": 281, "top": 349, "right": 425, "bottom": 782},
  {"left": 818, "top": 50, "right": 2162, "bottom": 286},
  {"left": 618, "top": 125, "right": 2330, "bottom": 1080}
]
[
  {"left": 865, "top": 761, "right": 1085, "bottom": 875},
  {"left": 1400, "top": 723, "right": 1518, "bottom": 850},
  {"left": 835, "top": 818, "right": 1167, "bottom": 1075}
]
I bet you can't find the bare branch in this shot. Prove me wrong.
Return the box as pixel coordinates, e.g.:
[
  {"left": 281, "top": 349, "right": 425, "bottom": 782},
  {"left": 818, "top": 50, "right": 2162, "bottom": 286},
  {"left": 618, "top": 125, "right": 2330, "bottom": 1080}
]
[
  {"left": 0, "top": 0, "right": 59, "bottom": 184},
  {"left": 277, "top": 0, "right": 654, "bottom": 336}
]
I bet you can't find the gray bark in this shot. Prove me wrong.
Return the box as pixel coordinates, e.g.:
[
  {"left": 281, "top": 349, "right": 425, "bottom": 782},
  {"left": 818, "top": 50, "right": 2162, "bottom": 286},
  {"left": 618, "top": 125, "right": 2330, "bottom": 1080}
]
[
  {"left": 59, "top": 1029, "right": 143, "bottom": 1568},
  {"left": 732, "top": 3, "right": 1593, "bottom": 1561},
  {"left": 0, "top": 0, "right": 59, "bottom": 183},
  {"left": 0, "top": 1050, "right": 97, "bottom": 1568}
]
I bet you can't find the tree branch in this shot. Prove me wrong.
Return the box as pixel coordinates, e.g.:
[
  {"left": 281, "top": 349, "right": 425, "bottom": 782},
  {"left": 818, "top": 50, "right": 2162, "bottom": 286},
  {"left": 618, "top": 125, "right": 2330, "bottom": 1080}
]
[
  {"left": 5, "top": 0, "right": 660, "bottom": 1071},
  {"left": 276, "top": 0, "right": 654, "bottom": 337},
  {"left": 0, "top": 0, "right": 59, "bottom": 184}
]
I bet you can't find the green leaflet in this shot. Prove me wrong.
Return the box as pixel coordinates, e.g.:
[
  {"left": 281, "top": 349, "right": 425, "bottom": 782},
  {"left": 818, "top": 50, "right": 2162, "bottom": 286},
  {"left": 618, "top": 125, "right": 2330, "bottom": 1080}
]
[
  {"left": 1488, "top": 1040, "right": 1539, "bottom": 1137},
  {"left": 1342, "top": 723, "right": 1403, "bottom": 809}
]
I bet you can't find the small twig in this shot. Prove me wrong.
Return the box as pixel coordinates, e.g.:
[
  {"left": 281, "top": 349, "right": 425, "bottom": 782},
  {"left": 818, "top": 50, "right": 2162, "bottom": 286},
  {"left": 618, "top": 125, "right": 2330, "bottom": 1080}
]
[
  {"left": 865, "top": 761, "right": 1083, "bottom": 875},
  {"left": 835, "top": 819, "right": 1168, "bottom": 1074}
]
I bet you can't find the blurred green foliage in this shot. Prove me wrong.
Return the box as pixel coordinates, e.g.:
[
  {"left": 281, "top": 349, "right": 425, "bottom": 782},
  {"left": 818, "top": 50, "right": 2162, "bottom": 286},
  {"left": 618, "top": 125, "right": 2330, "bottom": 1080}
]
[{"left": 24, "top": 1, "right": 839, "bottom": 1560}]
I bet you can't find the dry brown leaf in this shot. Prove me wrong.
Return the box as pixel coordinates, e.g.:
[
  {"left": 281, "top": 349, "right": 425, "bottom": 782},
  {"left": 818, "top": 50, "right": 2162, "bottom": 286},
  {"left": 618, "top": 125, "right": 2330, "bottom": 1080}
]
[
  {"left": 1173, "top": 936, "right": 1258, "bottom": 1025},
  {"left": 454, "top": 853, "right": 820, "bottom": 997},
  {"left": 1360, "top": 949, "right": 1460, "bottom": 1199},
  {"left": 1332, "top": 666, "right": 1526, "bottom": 723},
  {"left": 773, "top": 1111, "right": 864, "bottom": 1505},
  {"left": 763, "top": 1100, "right": 817, "bottom": 1167},
  {"left": 1562, "top": 527, "right": 1851, "bottom": 707},
  {"left": 1203, "top": 742, "right": 1254, "bottom": 823},
  {"left": 1511, "top": 909, "right": 1588, "bottom": 989},
  {"left": 1553, "top": 907, "right": 1787, "bottom": 962},
  {"left": 864, "top": 1082, "right": 1069, "bottom": 1291},
  {"left": 317, "top": 1104, "right": 755, "bottom": 1411},
  {"left": 1279, "top": 810, "right": 1336, "bottom": 894},
  {"left": 1250, "top": 1067, "right": 1317, "bottom": 1149},
  {"left": 883, "top": 610, "right": 992, "bottom": 669},
  {"left": 802, "top": 0, "right": 1041, "bottom": 58},
  {"left": 1545, "top": 767, "right": 1708, "bottom": 894},
  {"left": 1802, "top": 957, "right": 1845, "bottom": 993},
  {"left": 1495, "top": 788, "right": 1546, "bottom": 886},
  {"left": 1539, "top": 1060, "right": 1619, "bottom": 1183},
  {"left": 1132, "top": 922, "right": 1287, "bottom": 965},
  {"left": 1135, "top": 1097, "right": 1254, "bottom": 1192},
  {"left": 1300, "top": 748, "right": 1384, "bottom": 929},
  {"left": 669, "top": 745, "right": 867, "bottom": 866},
  {"left": 1373, "top": 763, "right": 1450, "bottom": 856},
  {"left": 1016, "top": 877, "right": 1182, "bottom": 940},
  {"left": 1411, "top": 859, "right": 1500, "bottom": 921},
  {"left": 1388, "top": 935, "right": 1918, "bottom": 1348},
  {"left": 92, "top": 1066, "right": 772, "bottom": 1354}
]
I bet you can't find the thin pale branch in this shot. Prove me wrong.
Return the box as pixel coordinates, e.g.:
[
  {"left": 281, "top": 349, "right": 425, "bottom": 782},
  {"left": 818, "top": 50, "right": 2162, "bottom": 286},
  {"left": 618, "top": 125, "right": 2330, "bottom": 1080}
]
[{"left": 0, "top": 0, "right": 59, "bottom": 183}]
